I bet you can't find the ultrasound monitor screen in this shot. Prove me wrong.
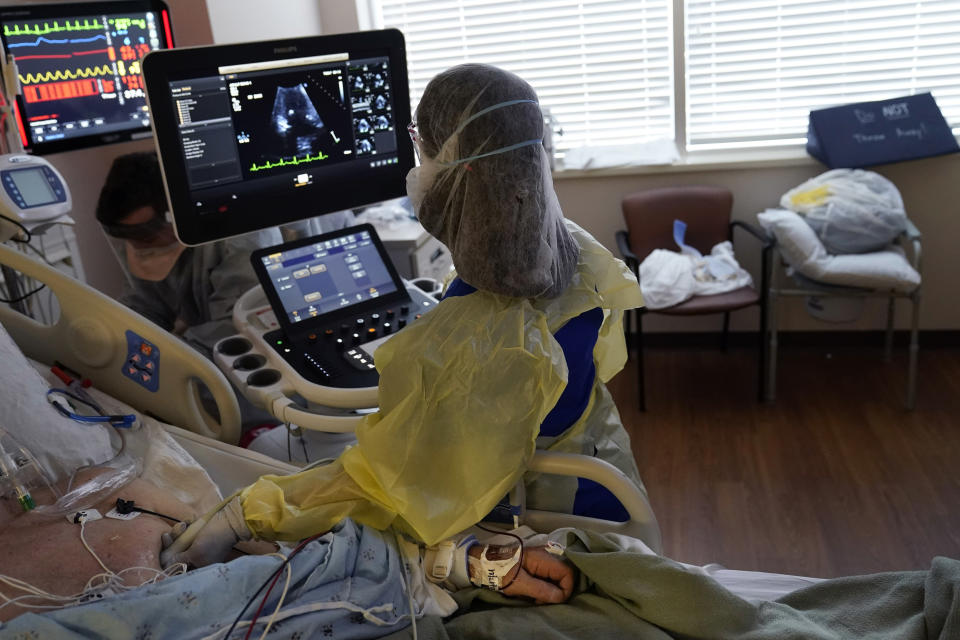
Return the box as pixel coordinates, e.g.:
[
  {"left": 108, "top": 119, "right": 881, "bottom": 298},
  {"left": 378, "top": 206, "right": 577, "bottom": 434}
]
[
  {"left": 0, "top": 1, "right": 174, "bottom": 155},
  {"left": 143, "top": 30, "right": 415, "bottom": 245},
  {"left": 172, "top": 54, "right": 396, "bottom": 190},
  {"left": 260, "top": 228, "right": 398, "bottom": 324}
]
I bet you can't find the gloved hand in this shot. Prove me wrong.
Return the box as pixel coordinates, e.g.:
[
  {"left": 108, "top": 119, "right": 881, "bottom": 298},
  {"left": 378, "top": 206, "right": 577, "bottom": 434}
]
[{"left": 160, "top": 496, "right": 252, "bottom": 568}]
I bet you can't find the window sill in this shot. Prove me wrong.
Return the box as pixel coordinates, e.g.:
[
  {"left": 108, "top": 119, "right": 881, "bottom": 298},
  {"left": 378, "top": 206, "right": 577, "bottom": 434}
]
[{"left": 552, "top": 147, "right": 821, "bottom": 180}]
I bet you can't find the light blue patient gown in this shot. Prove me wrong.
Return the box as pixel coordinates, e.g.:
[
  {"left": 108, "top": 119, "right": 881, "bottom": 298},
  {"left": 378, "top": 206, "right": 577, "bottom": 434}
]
[{"left": 0, "top": 519, "right": 414, "bottom": 640}]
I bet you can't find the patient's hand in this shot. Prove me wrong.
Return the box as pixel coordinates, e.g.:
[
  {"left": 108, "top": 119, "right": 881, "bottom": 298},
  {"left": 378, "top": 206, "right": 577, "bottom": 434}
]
[{"left": 469, "top": 544, "right": 575, "bottom": 604}]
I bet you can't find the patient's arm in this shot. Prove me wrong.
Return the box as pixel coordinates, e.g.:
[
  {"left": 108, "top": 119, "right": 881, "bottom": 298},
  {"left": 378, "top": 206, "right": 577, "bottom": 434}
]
[{"left": 0, "top": 475, "right": 197, "bottom": 623}]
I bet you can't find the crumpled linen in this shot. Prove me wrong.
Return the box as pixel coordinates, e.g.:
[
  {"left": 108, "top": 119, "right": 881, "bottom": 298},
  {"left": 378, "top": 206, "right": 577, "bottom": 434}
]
[{"left": 639, "top": 241, "right": 753, "bottom": 310}]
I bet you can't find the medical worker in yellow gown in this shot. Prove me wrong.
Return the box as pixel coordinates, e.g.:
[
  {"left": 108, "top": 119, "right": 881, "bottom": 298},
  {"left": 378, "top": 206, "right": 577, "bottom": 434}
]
[{"left": 161, "top": 63, "right": 647, "bottom": 568}]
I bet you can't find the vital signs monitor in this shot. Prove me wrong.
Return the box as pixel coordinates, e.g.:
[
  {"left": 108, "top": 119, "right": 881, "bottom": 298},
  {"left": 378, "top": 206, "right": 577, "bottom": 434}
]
[
  {"left": 142, "top": 30, "right": 415, "bottom": 246},
  {"left": 0, "top": 153, "right": 71, "bottom": 224},
  {"left": 0, "top": 1, "right": 174, "bottom": 155}
]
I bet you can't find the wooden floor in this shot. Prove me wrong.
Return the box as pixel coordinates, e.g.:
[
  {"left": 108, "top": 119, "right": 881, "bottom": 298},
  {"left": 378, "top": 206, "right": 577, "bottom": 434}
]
[{"left": 608, "top": 341, "right": 960, "bottom": 578}]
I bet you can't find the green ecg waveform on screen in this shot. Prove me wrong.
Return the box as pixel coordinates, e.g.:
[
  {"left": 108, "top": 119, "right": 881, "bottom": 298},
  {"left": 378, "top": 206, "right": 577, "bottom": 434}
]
[
  {"left": 249, "top": 151, "right": 329, "bottom": 173},
  {"left": 4, "top": 20, "right": 103, "bottom": 36}
]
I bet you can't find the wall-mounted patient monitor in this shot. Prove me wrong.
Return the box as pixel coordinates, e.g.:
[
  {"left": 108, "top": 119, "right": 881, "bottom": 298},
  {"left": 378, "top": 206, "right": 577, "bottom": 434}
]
[
  {"left": 142, "top": 30, "right": 415, "bottom": 246},
  {"left": 0, "top": 1, "right": 174, "bottom": 155}
]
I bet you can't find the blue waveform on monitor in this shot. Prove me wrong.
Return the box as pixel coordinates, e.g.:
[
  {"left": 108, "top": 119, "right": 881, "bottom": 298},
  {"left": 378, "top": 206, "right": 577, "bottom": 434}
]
[{"left": 8, "top": 34, "right": 107, "bottom": 48}]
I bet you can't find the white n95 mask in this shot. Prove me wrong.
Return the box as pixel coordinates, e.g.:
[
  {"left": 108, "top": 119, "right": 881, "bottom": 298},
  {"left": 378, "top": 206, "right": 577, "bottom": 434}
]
[
  {"left": 405, "top": 155, "right": 442, "bottom": 217},
  {"left": 406, "top": 166, "right": 426, "bottom": 215}
]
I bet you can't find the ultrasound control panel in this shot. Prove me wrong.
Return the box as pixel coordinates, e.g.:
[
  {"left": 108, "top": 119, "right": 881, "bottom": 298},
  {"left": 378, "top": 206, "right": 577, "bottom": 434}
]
[
  {"left": 264, "top": 289, "right": 435, "bottom": 388},
  {"left": 251, "top": 223, "right": 437, "bottom": 388}
]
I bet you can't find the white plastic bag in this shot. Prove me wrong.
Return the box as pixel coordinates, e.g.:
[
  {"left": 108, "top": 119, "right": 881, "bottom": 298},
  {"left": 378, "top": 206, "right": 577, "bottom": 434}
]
[
  {"left": 639, "top": 241, "right": 753, "bottom": 310},
  {"left": 780, "top": 169, "right": 906, "bottom": 254},
  {"left": 639, "top": 249, "right": 695, "bottom": 309}
]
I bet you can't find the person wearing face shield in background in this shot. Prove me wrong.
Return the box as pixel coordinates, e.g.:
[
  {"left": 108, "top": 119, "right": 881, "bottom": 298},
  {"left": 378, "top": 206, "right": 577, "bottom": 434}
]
[
  {"left": 96, "top": 151, "right": 281, "bottom": 357},
  {"left": 160, "top": 64, "right": 647, "bottom": 572},
  {"left": 96, "top": 151, "right": 351, "bottom": 357}
]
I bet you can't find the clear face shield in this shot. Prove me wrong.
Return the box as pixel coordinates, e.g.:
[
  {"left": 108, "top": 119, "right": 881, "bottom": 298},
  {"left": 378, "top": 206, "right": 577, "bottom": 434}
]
[{"left": 101, "top": 209, "right": 185, "bottom": 282}]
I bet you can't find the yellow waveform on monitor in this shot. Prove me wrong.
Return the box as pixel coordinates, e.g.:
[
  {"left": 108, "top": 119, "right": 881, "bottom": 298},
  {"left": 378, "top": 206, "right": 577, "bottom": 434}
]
[
  {"left": 19, "top": 65, "right": 113, "bottom": 85},
  {"left": 249, "top": 151, "right": 329, "bottom": 173},
  {"left": 3, "top": 19, "right": 103, "bottom": 37}
]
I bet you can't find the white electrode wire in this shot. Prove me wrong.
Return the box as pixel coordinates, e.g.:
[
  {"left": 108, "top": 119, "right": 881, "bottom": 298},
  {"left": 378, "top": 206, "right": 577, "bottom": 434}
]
[
  {"left": 0, "top": 574, "right": 74, "bottom": 601},
  {"left": 258, "top": 560, "right": 293, "bottom": 640},
  {"left": 0, "top": 564, "right": 186, "bottom": 615},
  {"left": 79, "top": 519, "right": 113, "bottom": 574}
]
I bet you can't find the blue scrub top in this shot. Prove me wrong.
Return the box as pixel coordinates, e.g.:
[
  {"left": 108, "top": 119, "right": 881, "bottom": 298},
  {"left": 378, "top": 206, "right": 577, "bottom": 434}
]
[{"left": 443, "top": 278, "right": 628, "bottom": 521}]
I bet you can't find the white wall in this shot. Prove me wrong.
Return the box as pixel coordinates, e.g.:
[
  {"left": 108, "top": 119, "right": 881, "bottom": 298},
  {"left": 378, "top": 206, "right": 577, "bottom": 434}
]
[{"left": 206, "top": 0, "right": 324, "bottom": 43}]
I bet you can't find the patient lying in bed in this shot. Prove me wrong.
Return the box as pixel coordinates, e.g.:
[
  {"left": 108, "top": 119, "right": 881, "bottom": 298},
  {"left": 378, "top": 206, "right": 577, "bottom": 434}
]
[
  {"left": 0, "top": 471, "right": 198, "bottom": 623},
  {"left": 1, "top": 464, "right": 574, "bottom": 635}
]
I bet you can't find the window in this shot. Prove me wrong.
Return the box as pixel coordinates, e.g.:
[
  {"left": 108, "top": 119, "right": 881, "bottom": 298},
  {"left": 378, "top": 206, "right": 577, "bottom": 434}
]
[
  {"left": 685, "top": 0, "right": 960, "bottom": 149},
  {"left": 370, "top": 0, "right": 674, "bottom": 153},
  {"left": 368, "top": 0, "right": 960, "bottom": 156}
]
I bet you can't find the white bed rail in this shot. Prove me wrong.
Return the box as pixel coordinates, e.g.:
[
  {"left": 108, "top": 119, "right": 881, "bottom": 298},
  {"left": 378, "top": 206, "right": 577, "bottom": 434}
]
[
  {"left": 0, "top": 243, "right": 242, "bottom": 443},
  {"left": 168, "top": 427, "right": 663, "bottom": 554},
  {"left": 525, "top": 451, "right": 662, "bottom": 553}
]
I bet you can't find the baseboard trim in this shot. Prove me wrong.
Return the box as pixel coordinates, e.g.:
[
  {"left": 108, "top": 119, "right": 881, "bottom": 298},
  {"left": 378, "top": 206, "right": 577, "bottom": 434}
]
[{"left": 635, "top": 330, "right": 960, "bottom": 348}]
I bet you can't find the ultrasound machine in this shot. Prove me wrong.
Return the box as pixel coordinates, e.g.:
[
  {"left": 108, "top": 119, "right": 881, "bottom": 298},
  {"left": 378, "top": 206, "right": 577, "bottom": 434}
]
[{"left": 143, "top": 30, "right": 440, "bottom": 460}]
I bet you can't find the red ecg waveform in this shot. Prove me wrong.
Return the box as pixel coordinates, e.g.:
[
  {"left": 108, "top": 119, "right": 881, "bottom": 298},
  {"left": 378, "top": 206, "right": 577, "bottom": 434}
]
[{"left": 15, "top": 48, "right": 109, "bottom": 62}]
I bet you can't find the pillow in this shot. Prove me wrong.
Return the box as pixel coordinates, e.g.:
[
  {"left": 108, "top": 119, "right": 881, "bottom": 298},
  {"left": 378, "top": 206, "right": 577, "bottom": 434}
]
[
  {"left": 757, "top": 209, "right": 920, "bottom": 293},
  {"left": 0, "top": 320, "right": 114, "bottom": 482}
]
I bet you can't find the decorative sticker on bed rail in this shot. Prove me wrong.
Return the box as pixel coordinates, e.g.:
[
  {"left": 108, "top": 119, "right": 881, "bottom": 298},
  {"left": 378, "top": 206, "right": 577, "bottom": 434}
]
[{"left": 121, "top": 330, "right": 160, "bottom": 392}]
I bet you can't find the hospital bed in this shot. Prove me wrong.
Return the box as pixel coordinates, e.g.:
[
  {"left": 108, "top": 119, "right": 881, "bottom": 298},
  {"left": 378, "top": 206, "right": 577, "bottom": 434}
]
[
  {"left": 0, "top": 205, "right": 833, "bottom": 636},
  {"left": 0, "top": 234, "right": 936, "bottom": 640},
  {"left": 0, "top": 292, "right": 830, "bottom": 640}
]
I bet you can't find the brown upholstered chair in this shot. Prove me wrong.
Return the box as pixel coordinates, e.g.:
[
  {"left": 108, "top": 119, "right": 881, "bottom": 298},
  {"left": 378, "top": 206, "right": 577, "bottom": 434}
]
[{"left": 616, "top": 186, "right": 772, "bottom": 410}]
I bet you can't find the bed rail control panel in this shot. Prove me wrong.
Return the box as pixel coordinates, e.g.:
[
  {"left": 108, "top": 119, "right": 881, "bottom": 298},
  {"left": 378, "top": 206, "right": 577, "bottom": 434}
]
[{"left": 122, "top": 330, "right": 160, "bottom": 392}]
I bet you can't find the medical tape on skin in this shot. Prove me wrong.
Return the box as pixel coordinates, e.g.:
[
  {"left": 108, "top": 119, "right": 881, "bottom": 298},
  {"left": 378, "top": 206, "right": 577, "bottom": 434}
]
[
  {"left": 438, "top": 98, "right": 543, "bottom": 167},
  {"left": 469, "top": 544, "right": 522, "bottom": 591}
]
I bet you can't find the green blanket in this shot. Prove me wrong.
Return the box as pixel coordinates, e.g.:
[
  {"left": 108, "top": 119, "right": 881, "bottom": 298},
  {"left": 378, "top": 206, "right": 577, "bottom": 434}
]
[{"left": 383, "top": 529, "right": 960, "bottom": 639}]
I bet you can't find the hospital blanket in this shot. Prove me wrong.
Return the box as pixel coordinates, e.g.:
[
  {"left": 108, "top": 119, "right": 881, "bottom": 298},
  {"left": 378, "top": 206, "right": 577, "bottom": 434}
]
[
  {"left": 382, "top": 528, "right": 960, "bottom": 640},
  {"left": 0, "top": 520, "right": 413, "bottom": 640}
]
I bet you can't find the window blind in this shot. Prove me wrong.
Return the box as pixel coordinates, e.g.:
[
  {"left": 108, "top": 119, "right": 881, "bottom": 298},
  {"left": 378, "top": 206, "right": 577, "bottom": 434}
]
[
  {"left": 372, "top": 0, "right": 674, "bottom": 152},
  {"left": 686, "top": 0, "right": 960, "bottom": 149}
]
